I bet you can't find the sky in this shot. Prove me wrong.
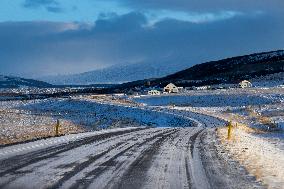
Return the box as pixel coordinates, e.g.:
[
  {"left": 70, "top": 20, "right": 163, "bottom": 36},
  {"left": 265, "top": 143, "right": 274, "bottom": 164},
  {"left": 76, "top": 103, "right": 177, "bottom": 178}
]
[{"left": 0, "top": 0, "right": 283, "bottom": 77}]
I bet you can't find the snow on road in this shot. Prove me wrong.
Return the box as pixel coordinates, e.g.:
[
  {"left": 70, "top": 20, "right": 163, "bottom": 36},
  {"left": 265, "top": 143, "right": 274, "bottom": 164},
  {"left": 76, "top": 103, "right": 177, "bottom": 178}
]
[
  {"left": 0, "top": 127, "right": 141, "bottom": 160},
  {"left": 0, "top": 127, "right": 262, "bottom": 189}
]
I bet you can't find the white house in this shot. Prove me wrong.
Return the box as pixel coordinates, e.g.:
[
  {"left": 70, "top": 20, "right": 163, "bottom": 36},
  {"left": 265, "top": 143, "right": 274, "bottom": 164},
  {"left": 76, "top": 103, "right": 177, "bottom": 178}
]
[
  {"left": 164, "top": 83, "right": 179, "bottom": 93},
  {"left": 148, "top": 90, "right": 161, "bottom": 95},
  {"left": 239, "top": 80, "right": 252, "bottom": 88}
]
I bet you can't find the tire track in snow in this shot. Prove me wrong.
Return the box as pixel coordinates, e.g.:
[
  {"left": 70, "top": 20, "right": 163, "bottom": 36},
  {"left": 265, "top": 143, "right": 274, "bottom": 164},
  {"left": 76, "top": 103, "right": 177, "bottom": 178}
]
[
  {"left": 0, "top": 128, "right": 165, "bottom": 189},
  {"left": 59, "top": 129, "right": 178, "bottom": 189},
  {"left": 0, "top": 128, "right": 146, "bottom": 178},
  {"left": 140, "top": 128, "right": 204, "bottom": 189},
  {"left": 108, "top": 129, "right": 179, "bottom": 189},
  {"left": 0, "top": 127, "right": 265, "bottom": 189}
]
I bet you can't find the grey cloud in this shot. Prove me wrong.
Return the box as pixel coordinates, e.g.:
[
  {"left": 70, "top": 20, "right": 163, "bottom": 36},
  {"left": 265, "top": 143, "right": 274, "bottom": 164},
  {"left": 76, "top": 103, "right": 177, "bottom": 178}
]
[
  {"left": 23, "top": 0, "right": 62, "bottom": 13},
  {"left": 23, "top": 0, "right": 58, "bottom": 7},
  {"left": 0, "top": 11, "right": 283, "bottom": 77},
  {"left": 94, "top": 12, "right": 147, "bottom": 32},
  {"left": 113, "top": 0, "right": 284, "bottom": 13},
  {"left": 46, "top": 6, "right": 62, "bottom": 13}
]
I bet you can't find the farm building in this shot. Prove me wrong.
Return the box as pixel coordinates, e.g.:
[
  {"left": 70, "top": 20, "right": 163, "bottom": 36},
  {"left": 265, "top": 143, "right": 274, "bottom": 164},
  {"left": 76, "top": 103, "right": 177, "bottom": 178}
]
[
  {"left": 193, "top": 86, "right": 210, "bottom": 90},
  {"left": 239, "top": 80, "right": 252, "bottom": 88},
  {"left": 148, "top": 90, "right": 161, "bottom": 95},
  {"left": 164, "top": 83, "right": 179, "bottom": 93}
]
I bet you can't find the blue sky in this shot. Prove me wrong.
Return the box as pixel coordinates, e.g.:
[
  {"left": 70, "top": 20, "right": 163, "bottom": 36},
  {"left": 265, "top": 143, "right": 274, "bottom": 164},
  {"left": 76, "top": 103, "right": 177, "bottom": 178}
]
[{"left": 0, "top": 0, "right": 283, "bottom": 77}]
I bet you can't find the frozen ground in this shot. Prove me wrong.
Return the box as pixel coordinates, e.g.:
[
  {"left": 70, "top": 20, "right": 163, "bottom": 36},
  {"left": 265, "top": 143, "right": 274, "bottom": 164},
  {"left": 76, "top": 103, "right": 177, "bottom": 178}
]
[
  {"left": 19, "top": 98, "right": 193, "bottom": 128},
  {"left": 0, "top": 97, "right": 193, "bottom": 145},
  {"left": 0, "top": 100, "right": 84, "bottom": 145},
  {"left": 133, "top": 87, "right": 284, "bottom": 131},
  {"left": 133, "top": 88, "right": 284, "bottom": 107}
]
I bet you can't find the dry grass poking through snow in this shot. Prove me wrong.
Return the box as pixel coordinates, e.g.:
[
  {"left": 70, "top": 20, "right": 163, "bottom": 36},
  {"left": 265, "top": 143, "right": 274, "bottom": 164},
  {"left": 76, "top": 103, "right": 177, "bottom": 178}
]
[
  {"left": 218, "top": 124, "right": 284, "bottom": 189},
  {"left": 0, "top": 109, "right": 85, "bottom": 145}
]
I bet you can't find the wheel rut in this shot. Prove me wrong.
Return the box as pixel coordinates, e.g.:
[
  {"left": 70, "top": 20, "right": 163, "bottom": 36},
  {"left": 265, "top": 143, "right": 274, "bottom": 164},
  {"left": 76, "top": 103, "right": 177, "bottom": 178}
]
[
  {"left": 0, "top": 128, "right": 145, "bottom": 177},
  {"left": 65, "top": 129, "right": 178, "bottom": 189}
]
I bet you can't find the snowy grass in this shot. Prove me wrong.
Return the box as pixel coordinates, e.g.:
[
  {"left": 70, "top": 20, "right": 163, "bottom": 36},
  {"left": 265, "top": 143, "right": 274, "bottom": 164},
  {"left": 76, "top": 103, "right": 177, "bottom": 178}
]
[
  {"left": 133, "top": 88, "right": 284, "bottom": 107},
  {"left": 133, "top": 88, "right": 284, "bottom": 131},
  {"left": 0, "top": 107, "right": 84, "bottom": 145},
  {"left": 0, "top": 97, "right": 195, "bottom": 145},
  {"left": 218, "top": 127, "right": 284, "bottom": 189},
  {"left": 19, "top": 98, "right": 194, "bottom": 128}
]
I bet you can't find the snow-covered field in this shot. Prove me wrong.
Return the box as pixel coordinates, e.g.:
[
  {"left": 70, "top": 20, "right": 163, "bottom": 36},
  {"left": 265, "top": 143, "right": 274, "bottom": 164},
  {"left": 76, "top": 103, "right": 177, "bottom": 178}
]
[
  {"left": 133, "top": 88, "right": 284, "bottom": 130},
  {"left": 0, "top": 97, "right": 193, "bottom": 145},
  {"left": 252, "top": 72, "right": 284, "bottom": 87},
  {"left": 133, "top": 88, "right": 284, "bottom": 107},
  {"left": 19, "top": 98, "right": 193, "bottom": 128},
  {"left": 0, "top": 100, "right": 84, "bottom": 145}
]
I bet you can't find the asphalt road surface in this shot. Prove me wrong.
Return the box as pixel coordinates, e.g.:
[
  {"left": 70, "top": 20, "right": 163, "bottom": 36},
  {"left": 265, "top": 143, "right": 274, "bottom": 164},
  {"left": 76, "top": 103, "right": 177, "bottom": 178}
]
[{"left": 0, "top": 127, "right": 263, "bottom": 189}]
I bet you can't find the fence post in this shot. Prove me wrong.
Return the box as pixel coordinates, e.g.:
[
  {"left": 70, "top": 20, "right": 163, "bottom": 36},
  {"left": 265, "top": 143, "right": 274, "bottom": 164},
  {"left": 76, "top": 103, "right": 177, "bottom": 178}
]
[
  {"left": 55, "top": 119, "right": 60, "bottom": 136},
  {"left": 227, "top": 121, "right": 232, "bottom": 140}
]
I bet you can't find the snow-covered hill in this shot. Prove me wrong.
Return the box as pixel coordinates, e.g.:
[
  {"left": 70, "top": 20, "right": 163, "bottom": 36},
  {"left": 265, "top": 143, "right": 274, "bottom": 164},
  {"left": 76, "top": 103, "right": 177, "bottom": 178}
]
[
  {"left": 116, "top": 50, "right": 284, "bottom": 90},
  {"left": 0, "top": 75, "right": 52, "bottom": 88},
  {"left": 252, "top": 72, "right": 284, "bottom": 87},
  {"left": 40, "top": 60, "right": 191, "bottom": 85}
]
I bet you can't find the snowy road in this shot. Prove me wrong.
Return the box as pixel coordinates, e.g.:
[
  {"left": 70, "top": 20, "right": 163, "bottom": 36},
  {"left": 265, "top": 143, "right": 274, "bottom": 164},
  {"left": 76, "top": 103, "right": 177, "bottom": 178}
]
[{"left": 0, "top": 127, "right": 263, "bottom": 189}]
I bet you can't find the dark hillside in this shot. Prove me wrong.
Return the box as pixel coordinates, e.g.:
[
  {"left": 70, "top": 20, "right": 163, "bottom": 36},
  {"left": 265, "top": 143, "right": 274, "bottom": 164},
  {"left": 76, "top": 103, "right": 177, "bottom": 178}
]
[{"left": 114, "top": 50, "right": 284, "bottom": 92}]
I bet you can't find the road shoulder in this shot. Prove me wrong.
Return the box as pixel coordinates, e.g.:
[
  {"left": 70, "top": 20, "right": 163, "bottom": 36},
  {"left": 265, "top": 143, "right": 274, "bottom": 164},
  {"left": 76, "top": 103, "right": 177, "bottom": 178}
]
[{"left": 197, "top": 128, "right": 264, "bottom": 189}]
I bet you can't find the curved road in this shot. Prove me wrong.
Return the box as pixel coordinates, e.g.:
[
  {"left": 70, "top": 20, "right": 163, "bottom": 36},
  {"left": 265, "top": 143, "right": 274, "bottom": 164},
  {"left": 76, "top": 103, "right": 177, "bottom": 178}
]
[{"left": 0, "top": 127, "right": 263, "bottom": 189}]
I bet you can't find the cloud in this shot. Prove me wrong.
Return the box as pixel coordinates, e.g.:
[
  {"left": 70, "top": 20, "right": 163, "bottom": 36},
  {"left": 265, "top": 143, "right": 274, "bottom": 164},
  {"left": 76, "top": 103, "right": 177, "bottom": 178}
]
[
  {"left": 46, "top": 6, "right": 62, "bottom": 13},
  {"left": 145, "top": 10, "right": 243, "bottom": 25},
  {"left": 0, "top": 11, "right": 283, "bottom": 77},
  {"left": 23, "top": 0, "right": 63, "bottom": 13},
  {"left": 112, "top": 0, "right": 284, "bottom": 13},
  {"left": 95, "top": 12, "right": 147, "bottom": 32}
]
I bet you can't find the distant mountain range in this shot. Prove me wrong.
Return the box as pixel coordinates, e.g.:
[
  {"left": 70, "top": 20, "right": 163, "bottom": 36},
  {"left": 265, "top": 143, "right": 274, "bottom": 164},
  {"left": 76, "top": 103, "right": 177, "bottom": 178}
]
[
  {"left": 0, "top": 75, "right": 52, "bottom": 88},
  {"left": 40, "top": 59, "right": 192, "bottom": 85},
  {"left": 115, "top": 50, "right": 284, "bottom": 91}
]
